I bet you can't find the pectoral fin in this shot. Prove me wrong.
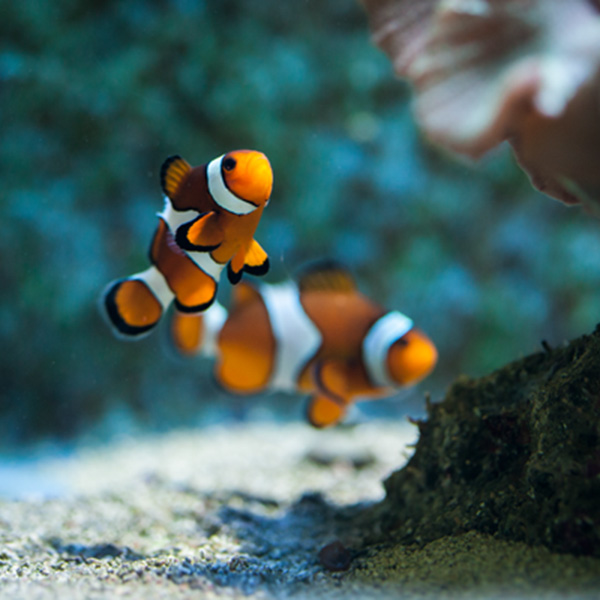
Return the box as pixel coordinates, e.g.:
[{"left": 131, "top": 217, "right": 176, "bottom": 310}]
[
  {"left": 243, "top": 239, "right": 270, "bottom": 276},
  {"left": 227, "top": 239, "right": 270, "bottom": 285},
  {"left": 227, "top": 252, "right": 246, "bottom": 285},
  {"left": 306, "top": 394, "right": 346, "bottom": 428},
  {"left": 175, "top": 212, "right": 223, "bottom": 252},
  {"left": 314, "top": 359, "right": 349, "bottom": 402},
  {"left": 306, "top": 359, "right": 349, "bottom": 428}
]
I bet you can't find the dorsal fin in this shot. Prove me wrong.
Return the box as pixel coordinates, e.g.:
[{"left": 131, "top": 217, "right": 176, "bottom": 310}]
[
  {"left": 297, "top": 260, "right": 356, "bottom": 294},
  {"left": 160, "top": 155, "right": 192, "bottom": 199},
  {"left": 230, "top": 281, "right": 262, "bottom": 311}
]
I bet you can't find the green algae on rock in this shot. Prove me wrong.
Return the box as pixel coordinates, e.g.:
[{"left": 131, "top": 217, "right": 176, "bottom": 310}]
[{"left": 373, "top": 325, "right": 600, "bottom": 556}]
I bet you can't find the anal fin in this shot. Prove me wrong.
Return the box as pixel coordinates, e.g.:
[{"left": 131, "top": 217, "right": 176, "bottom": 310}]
[
  {"left": 173, "top": 271, "right": 217, "bottom": 313},
  {"left": 170, "top": 311, "right": 204, "bottom": 356},
  {"left": 227, "top": 239, "right": 269, "bottom": 285}
]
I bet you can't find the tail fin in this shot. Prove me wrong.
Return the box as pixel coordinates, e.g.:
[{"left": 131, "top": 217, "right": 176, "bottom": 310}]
[
  {"left": 102, "top": 267, "right": 173, "bottom": 339},
  {"left": 170, "top": 301, "right": 227, "bottom": 357}
]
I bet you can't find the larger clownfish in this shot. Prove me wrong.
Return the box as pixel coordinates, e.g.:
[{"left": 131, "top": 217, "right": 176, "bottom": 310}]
[
  {"left": 102, "top": 150, "right": 273, "bottom": 338},
  {"left": 170, "top": 263, "right": 438, "bottom": 428}
]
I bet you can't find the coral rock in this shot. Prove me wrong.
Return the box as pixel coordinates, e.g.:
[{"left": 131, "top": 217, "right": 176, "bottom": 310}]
[{"left": 375, "top": 326, "right": 600, "bottom": 556}]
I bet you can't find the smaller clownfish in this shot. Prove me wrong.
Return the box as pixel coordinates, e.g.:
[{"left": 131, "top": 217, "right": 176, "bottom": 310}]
[
  {"left": 170, "top": 263, "right": 438, "bottom": 428},
  {"left": 102, "top": 150, "right": 273, "bottom": 338}
]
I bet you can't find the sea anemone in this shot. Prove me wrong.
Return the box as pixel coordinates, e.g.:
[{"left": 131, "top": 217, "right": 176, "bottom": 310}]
[{"left": 362, "top": 0, "right": 600, "bottom": 211}]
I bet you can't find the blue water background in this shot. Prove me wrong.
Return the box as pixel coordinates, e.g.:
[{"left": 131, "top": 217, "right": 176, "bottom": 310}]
[{"left": 1, "top": 0, "right": 598, "bottom": 452}]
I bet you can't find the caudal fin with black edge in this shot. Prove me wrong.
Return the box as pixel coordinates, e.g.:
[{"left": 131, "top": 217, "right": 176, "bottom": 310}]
[{"left": 102, "top": 277, "right": 164, "bottom": 339}]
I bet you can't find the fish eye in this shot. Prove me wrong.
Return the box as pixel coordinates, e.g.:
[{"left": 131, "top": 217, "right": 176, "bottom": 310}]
[{"left": 223, "top": 157, "right": 236, "bottom": 171}]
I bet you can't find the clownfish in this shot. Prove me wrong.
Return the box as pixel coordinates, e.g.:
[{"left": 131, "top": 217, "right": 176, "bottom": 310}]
[
  {"left": 170, "top": 263, "right": 438, "bottom": 428},
  {"left": 102, "top": 150, "right": 273, "bottom": 338}
]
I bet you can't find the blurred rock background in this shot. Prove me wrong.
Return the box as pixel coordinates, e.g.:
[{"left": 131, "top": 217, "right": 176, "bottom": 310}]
[{"left": 2, "top": 0, "right": 598, "bottom": 445}]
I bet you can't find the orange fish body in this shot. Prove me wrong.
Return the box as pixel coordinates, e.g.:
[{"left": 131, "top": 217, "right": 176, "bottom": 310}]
[
  {"left": 103, "top": 150, "right": 273, "bottom": 338},
  {"left": 171, "top": 264, "right": 438, "bottom": 427}
]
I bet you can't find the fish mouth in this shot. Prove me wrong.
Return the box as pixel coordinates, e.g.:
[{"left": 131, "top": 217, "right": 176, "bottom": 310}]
[
  {"left": 223, "top": 150, "right": 273, "bottom": 205},
  {"left": 388, "top": 329, "right": 438, "bottom": 385}
]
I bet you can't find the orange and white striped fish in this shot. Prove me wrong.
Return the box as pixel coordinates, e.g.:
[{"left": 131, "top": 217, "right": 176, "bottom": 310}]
[
  {"left": 103, "top": 150, "right": 273, "bottom": 338},
  {"left": 171, "top": 263, "right": 438, "bottom": 427}
]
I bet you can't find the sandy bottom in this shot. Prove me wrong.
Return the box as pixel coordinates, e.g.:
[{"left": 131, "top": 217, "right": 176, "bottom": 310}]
[{"left": 0, "top": 421, "right": 599, "bottom": 599}]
